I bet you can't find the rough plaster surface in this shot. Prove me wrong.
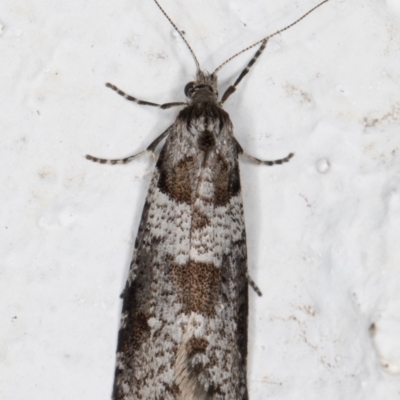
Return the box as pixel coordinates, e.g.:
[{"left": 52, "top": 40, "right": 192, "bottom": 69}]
[{"left": 1, "top": 0, "right": 400, "bottom": 399}]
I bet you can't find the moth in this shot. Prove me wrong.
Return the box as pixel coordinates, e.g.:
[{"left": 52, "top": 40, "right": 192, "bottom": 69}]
[{"left": 86, "top": 0, "right": 330, "bottom": 398}]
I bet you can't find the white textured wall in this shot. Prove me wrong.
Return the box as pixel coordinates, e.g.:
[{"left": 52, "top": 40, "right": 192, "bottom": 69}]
[{"left": 1, "top": 0, "right": 400, "bottom": 399}]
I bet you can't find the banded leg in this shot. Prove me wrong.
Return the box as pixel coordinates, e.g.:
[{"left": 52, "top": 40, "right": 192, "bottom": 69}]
[
  {"left": 243, "top": 151, "right": 294, "bottom": 166},
  {"left": 106, "top": 83, "right": 186, "bottom": 109},
  {"left": 247, "top": 274, "right": 262, "bottom": 297},
  {"left": 85, "top": 126, "right": 172, "bottom": 165},
  {"left": 221, "top": 38, "right": 269, "bottom": 104}
]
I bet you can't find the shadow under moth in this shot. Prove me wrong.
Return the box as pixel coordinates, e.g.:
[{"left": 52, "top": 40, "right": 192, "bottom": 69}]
[{"left": 86, "top": 0, "right": 330, "bottom": 398}]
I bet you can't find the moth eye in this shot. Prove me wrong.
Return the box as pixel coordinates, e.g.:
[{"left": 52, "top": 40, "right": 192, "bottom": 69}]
[{"left": 184, "top": 82, "right": 194, "bottom": 97}]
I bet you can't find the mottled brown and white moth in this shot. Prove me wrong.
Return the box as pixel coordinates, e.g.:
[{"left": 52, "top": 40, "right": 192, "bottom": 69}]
[{"left": 86, "top": 0, "right": 330, "bottom": 398}]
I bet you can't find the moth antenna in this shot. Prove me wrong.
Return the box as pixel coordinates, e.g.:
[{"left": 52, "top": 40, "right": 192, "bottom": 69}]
[
  {"left": 153, "top": 0, "right": 201, "bottom": 72},
  {"left": 214, "top": 0, "right": 330, "bottom": 74}
]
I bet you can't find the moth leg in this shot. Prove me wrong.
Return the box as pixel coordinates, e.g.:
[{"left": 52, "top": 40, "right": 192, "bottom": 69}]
[
  {"left": 220, "top": 38, "right": 269, "bottom": 104},
  {"left": 247, "top": 274, "right": 262, "bottom": 297},
  {"left": 85, "top": 126, "right": 171, "bottom": 165},
  {"left": 106, "top": 83, "right": 186, "bottom": 109},
  {"left": 242, "top": 151, "right": 294, "bottom": 166}
]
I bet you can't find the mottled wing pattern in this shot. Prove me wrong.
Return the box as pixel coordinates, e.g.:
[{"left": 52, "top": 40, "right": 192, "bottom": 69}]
[{"left": 112, "top": 103, "right": 249, "bottom": 400}]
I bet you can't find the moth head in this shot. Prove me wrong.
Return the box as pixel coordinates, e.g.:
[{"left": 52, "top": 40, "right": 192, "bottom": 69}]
[{"left": 184, "top": 71, "right": 218, "bottom": 101}]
